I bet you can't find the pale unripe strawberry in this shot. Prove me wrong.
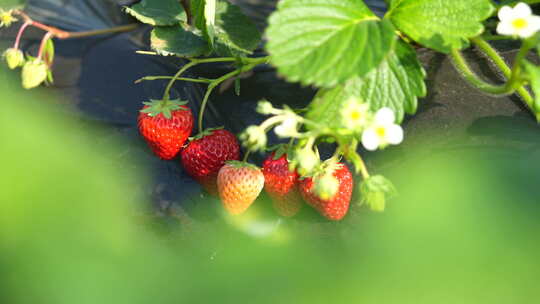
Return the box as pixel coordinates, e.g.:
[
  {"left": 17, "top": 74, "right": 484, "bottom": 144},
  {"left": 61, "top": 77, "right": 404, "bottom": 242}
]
[
  {"left": 21, "top": 59, "right": 48, "bottom": 89},
  {"left": 3, "top": 48, "right": 24, "bottom": 69},
  {"left": 217, "top": 161, "right": 264, "bottom": 215}
]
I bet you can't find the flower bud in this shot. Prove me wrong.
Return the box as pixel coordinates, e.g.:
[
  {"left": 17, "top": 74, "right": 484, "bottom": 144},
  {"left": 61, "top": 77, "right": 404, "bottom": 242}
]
[
  {"left": 274, "top": 115, "right": 299, "bottom": 138},
  {"left": 21, "top": 59, "right": 48, "bottom": 89},
  {"left": 295, "top": 147, "right": 319, "bottom": 176},
  {"left": 313, "top": 173, "right": 339, "bottom": 200},
  {"left": 3, "top": 48, "right": 24, "bottom": 69},
  {"left": 240, "top": 125, "right": 267, "bottom": 151},
  {"left": 256, "top": 100, "right": 275, "bottom": 115}
]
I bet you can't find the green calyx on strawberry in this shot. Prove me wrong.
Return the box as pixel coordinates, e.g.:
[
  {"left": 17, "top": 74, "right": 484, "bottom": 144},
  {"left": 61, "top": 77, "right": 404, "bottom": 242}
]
[
  {"left": 188, "top": 126, "right": 224, "bottom": 141},
  {"left": 224, "top": 160, "right": 260, "bottom": 170},
  {"left": 266, "top": 143, "right": 292, "bottom": 161},
  {"left": 359, "top": 175, "right": 397, "bottom": 212},
  {"left": 140, "top": 98, "right": 189, "bottom": 119}
]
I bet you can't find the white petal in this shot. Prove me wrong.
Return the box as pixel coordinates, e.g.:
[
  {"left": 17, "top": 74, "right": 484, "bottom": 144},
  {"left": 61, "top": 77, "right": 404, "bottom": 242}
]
[
  {"left": 517, "top": 25, "right": 537, "bottom": 38},
  {"left": 274, "top": 125, "right": 286, "bottom": 137},
  {"left": 361, "top": 129, "right": 380, "bottom": 151},
  {"left": 513, "top": 2, "right": 532, "bottom": 18},
  {"left": 497, "top": 21, "right": 515, "bottom": 35},
  {"left": 527, "top": 15, "right": 540, "bottom": 32},
  {"left": 515, "top": 15, "right": 540, "bottom": 38},
  {"left": 374, "top": 107, "right": 395, "bottom": 125},
  {"left": 386, "top": 124, "right": 404, "bottom": 145},
  {"left": 498, "top": 6, "right": 513, "bottom": 21}
]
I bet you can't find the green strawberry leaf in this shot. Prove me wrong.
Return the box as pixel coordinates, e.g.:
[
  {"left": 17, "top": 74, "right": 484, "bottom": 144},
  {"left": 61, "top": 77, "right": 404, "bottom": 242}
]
[
  {"left": 266, "top": 0, "right": 397, "bottom": 87},
  {"left": 357, "top": 40, "right": 426, "bottom": 122},
  {"left": 387, "top": 0, "right": 494, "bottom": 53},
  {"left": 150, "top": 25, "right": 210, "bottom": 57},
  {"left": 212, "top": 0, "right": 261, "bottom": 56},
  {"left": 190, "top": 0, "right": 206, "bottom": 30},
  {"left": 45, "top": 69, "right": 54, "bottom": 85},
  {"left": 266, "top": 144, "right": 289, "bottom": 160},
  {"left": 205, "top": 0, "right": 217, "bottom": 47},
  {"left": 125, "top": 0, "right": 187, "bottom": 26},
  {"left": 188, "top": 0, "right": 260, "bottom": 56},
  {"left": 43, "top": 37, "right": 54, "bottom": 66},
  {"left": 307, "top": 40, "right": 426, "bottom": 126},
  {"left": 523, "top": 61, "right": 540, "bottom": 116},
  {"left": 234, "top": 78, "right": 241, "bottom": 96}
]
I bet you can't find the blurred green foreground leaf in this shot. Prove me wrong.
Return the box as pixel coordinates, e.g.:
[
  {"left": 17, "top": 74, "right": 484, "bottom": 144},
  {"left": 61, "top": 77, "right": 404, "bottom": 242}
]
[{"left": 0, "top": 65, "right": 540, "bottom": 304}]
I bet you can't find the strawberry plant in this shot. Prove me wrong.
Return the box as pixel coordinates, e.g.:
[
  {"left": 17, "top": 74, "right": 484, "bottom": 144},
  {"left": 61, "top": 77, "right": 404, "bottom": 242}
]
[{"left": 4, "top": 0, "right": 540, "bottom": 219}]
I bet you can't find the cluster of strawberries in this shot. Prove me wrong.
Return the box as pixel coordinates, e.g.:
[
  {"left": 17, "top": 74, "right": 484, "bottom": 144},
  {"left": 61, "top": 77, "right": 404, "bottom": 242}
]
[{"left": 138, "top": 101, "right": 353, "bottom": 221}]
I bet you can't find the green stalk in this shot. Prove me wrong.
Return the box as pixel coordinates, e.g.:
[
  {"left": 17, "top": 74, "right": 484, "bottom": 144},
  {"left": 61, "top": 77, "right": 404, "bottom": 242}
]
[
  {"left": 471, "top": 37, "right": 534, "bottom": 110},
  {"left": 450, "top": 49, "right": 519, "bottom": 95},
  {"left": 162, "top": 60, "right": 200, "bottom": 100},
  {"left": 242, "top": 150, "right": 251, "bottom": 162},
  {"left": 160, "top": 57, "right": 250, "bottom": 100},
  {"left": 343, "top": 140, "right": 370, "bottom": 179},
  {"left": 135, "top": 76, "right": 211, "bottom": 84},
  {"left": 197, "top": 57, "right": 269, "bottom": 132}
]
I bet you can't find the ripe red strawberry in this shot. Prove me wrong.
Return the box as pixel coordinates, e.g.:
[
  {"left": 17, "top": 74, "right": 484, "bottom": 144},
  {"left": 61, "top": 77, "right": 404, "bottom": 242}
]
[
  {"left": 181, "top": 128, "right": 240, "bottom": 195},
  {"left": 299, "top": 163, "right": 353, "bottom": 221},
  {"left": 138, "top": 99, "right": 193, "bottom": 160},
  {"left": 262, "top": 152, "right": 302, "bottom": 217},
  {"left": 217, "top": 161, "right": 264, "bottom": 215}
]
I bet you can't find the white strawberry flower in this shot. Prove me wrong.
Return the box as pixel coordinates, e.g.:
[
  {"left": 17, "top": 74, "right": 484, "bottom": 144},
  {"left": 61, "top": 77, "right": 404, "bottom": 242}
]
[
  {"left": 0, "top": 9, "right": 17, "bottom": 28},
  {"left": 497, "top": 2, "right": 540, "bottom": 38},
  {"left": 341, "top": 97, "right": 370, "bottom": 131},
  {"left": 274, "top": 114, "right": 299, "bottom": 138},
  {"left": 361, "top": 107, "right": 403, "bottom": 151},
  {"left": 256, "top": 100, "right": 275, "bottom": 115}
]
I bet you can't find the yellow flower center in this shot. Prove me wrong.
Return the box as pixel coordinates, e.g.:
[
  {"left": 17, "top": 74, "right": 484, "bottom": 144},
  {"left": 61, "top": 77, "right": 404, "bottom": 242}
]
[
  {"left": 0, "top": 13, "right": 15, "bottom": 26},
  {"left": 350, "top": 110, "right": 362, "bottom": 121},
  {"left": 512, "top": 18, "right": 528, "bottom": 29},
  {"left": 375, "top": 126, "right": 386, "bottom": 137}
]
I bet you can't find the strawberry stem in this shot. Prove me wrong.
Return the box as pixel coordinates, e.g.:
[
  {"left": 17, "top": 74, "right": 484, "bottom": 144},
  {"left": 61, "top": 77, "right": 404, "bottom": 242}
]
[
  {"left": 197, "top": 57, "right": 269, "bottom": 132},
  {"left": 37, "top": 32, "right": 52, "bottom": 60},
  {"left": 135, "top": 76, "right": 211, "bottom": 84},
  {"left": 13, "top": 10, "right": 138, "bottom": 39},
  {"left": 242, "top": 149, "right": 251, "bottom": 162},
  {"left": 13, "top": 21, "right": 30, "bottom": 49},
  {"left": 162, "top": 60, "right": 200, "bottom": 101}
]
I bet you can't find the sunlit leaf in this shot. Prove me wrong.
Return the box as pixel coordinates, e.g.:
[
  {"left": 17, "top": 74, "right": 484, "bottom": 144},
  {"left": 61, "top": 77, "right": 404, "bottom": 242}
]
[
  {"left": 387, "top": 0, "right": 494, "bottom": 53},
  {"left": 125, "top": 0, "right": 187, "bottom": 26},
  {"left": 150, "top": 25, "right": 210, "bottom": 57},
  {"left": 307, "top": 41, "right": 426, "bottom": 126},
  {"left": 266, "top": 0, "right": 396, "bottom": 87},
  {"left": 213, "top": 0, "right": 262, "bottom": 56}
]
